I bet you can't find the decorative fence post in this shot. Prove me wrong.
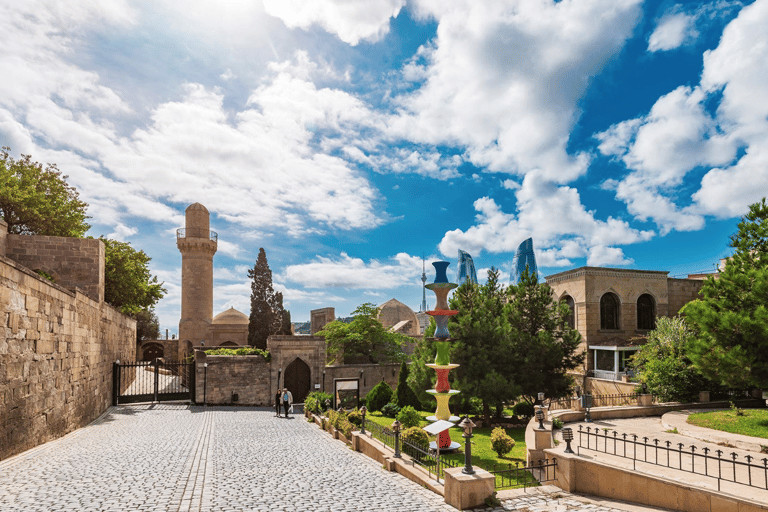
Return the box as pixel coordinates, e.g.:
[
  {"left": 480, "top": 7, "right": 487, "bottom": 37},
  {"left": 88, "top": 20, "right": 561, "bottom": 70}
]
[{"left": 425, "top": 261, "right": 460, "bottom": 451}]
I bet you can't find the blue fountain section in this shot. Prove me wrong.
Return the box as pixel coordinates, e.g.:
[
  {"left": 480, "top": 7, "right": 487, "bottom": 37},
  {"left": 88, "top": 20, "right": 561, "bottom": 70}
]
[
  {"left": 434, "top": 316, "right": 450, "bottom": 339},
  {"left": 432, "top": 261, "right": 450, "bottom": 283}
]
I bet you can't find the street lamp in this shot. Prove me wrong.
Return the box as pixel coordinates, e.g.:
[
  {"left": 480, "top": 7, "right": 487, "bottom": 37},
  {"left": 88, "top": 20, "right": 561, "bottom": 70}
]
[
  {"left": 322, "top": 370, "right": 326, "bottom": 393},
  {"left": 392, "top": 420, "right": 402, "bottom": 458},
  {"left": 203, "top": 363, "right": 208, "bottom": 406},
  {"left": 535, "top": 407, "right": 545, "bottom": 430},
  {"left": 277, "top": 368, "right": 282, "bottom": 391},
  {"left": 360, "top": 405, "right": 367, "bottom": 435},
  {"left": 458, "top": 416, "right": 476, "bottom": 475},
  {"left": 562, "top": 427, "right": 574, "bottom": 454}
]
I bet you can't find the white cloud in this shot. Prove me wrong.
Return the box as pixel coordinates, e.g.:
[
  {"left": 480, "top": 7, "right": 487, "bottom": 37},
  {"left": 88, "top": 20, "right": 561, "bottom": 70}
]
[
  {"left": 107, "top": 223, "right": 138, "bottom": 240},
  {"left": 598, "top": 0, "right": 768, "bottom": 229},
  {"left": 262, "top": 0, "right": 405, "bottom": 45},
  {"left": 438, "top": 171, "right": 653, "bottom": 267},
  {"left": 283, "top": 252, "right": 426, "bottom": 289},
  {"left": 389, "top": 0, "right": 642, "bottom": 182},
  {"left": 648, "top": 11, "right": 697, "bottom": 52}
]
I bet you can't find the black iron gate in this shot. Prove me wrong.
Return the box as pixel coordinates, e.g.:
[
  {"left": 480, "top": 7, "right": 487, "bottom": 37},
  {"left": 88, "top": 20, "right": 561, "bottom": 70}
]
[{"left": 112, "top": 360, "right": 195, "bottom": 405}]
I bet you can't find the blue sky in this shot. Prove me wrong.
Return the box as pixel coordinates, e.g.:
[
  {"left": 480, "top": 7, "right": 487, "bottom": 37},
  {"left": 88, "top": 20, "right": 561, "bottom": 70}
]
[{"left": 2, "top": 0, "right": 766, "bottom": 335}]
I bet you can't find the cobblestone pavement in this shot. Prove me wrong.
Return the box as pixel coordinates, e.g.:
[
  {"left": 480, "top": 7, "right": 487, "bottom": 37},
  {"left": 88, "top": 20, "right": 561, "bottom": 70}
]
[{"left": 0, "top": 405, "right": 666, "bottom": 512}]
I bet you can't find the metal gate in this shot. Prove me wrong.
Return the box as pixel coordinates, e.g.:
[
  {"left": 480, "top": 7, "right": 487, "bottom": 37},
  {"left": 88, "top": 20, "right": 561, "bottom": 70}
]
[{"left": 112, "top": 360, "right": 195, "bottom": 405}]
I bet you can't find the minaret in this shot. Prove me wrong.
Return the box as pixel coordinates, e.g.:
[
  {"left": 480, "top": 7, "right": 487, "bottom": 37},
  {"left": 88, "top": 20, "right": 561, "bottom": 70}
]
[
  {"left": 420, "top": 257, "right": 428, "bottom": 312},
  {"left": 177, "top": 203, "right": 217, "bottom": 359}
]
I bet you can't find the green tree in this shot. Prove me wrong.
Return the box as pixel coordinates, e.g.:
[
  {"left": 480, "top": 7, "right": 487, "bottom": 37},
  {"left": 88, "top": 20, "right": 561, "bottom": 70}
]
[
  {"left": 504, "top": 268, "right": 583, "bottom": 404},
  {"left": 407, "top": 315, "right": 438, "bottom": 410},
  {"left": 247, "top": 248, "right": 288, "bottom": 349},
  {"left": 102, "top": 238, "right": 165, "bottom": 315},
  {"left": 316, "top": 303, "right": 408, "bottom": 364},
  {"left": 683, "top": 198, "right": 768, "bottom": 388},
  {"left": 630, "top": 316, "right": 711, "bottom": 402},
  {"left": 392, "top": 361, "right": 421, "bottom": 410},
  {"left": 449, "top": 268, "right": 518, "bottom": 422},
  {"left": 135, "top": 308, "right": 161, "bottom": 343},
  {"left": 0, "top": 148, "right": 90, "bottom": 236}
]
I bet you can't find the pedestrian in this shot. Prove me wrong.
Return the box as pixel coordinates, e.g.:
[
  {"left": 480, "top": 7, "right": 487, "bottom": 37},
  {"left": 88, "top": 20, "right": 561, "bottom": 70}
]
[
  {"left": 275, "top": 389, "right": 281, "bottom": 417},
  {"left": 282, "top": 388, "right": 293, "bottom": 418}
]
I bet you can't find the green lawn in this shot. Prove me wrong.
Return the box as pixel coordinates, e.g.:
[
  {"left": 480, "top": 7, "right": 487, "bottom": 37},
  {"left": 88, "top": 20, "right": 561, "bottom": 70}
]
[
  {"left": 687, "top": 408, "right": 768, "bottom": 440},
  {"left": 364, "top": 411, "right": 532, "bottom": 488}
]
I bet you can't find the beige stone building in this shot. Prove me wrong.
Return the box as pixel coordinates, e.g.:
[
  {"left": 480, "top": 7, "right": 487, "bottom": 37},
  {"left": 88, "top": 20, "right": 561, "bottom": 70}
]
[
  {"left": 377, "top": 298, "right": 421, "bottom": 336},
  {"left": 545, "top": 267, "right": 704, "bottom": 384}
]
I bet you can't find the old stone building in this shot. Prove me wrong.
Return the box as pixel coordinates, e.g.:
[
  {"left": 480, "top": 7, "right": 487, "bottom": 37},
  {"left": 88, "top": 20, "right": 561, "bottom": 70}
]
[{"left": 545, "top": 267, "right": 704, "bottom": 387}]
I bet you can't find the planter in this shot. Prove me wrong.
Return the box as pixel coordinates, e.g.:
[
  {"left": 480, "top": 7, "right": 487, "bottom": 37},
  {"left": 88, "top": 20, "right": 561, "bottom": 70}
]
[{"left": 699, "top": 391, "right": 710, "bottom": 402}]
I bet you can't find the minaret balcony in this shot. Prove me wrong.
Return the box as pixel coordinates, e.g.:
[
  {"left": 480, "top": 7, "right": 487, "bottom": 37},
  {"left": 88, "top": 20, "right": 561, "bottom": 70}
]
[{"left": 176, "top": 228, "right": 217, "bottom": 242}]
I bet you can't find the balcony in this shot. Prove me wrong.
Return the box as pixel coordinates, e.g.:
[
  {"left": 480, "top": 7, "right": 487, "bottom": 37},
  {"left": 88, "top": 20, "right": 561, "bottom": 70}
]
[{"left": 176, "top": 228, "right": 217, "bottom": 242}]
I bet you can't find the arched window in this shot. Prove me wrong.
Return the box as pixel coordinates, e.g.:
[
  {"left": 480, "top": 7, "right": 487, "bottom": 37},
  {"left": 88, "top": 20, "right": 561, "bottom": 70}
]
[
  {"left": 600, "top": 293, "right": 620, "bottom": 330},
  {"left": 637, "top": 294, "right": 656, "bottom": 330},
  {"left": 562, "top": 295, "right": 575, "bottom": 329}
]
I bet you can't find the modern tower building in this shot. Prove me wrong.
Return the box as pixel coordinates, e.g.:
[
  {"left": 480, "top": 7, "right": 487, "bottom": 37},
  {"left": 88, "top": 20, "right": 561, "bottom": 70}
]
[
  {"left": 512, "top": 237, "right": 538, "bottom": 284},
  {"left": 456, "top": 249, "right": 478, "bottom": 285}
]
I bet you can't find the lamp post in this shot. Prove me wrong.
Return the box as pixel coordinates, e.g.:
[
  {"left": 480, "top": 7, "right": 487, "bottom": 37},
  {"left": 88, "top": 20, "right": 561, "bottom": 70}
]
[
  {"left": 277, "top": 368, "right": 282, "bottom": 391},
  {"left": 325, "top": 398, "right": 331, "bottom": 411},
  {"left": 392, "top": 420, "right": 402, "bottom": 458},
  {"left": 360, "top": 405, "right": 367, "bottom": 435},
  {"left": 322, "top": 370, "right": 326, "bottom": 393},
  {"left": 458, "top": 416, "right": 476, "bottom": 475},
  {"left": 583, "top": 394, "right": 592, "bottom": 422},
  {"left": 562, "top": 427, "right": 574, "bottom": 454},
  {"left": 203, "top": 363, "right": 208, "bottom": 406},
  {"left": 535, "top": 407, "right": 545, "bottom": 430}
]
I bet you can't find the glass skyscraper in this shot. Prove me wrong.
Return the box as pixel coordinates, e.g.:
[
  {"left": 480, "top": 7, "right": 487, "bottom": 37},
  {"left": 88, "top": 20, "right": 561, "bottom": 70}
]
[
  {"left": 456, "top": 250, "right": 478, "bottom": 285},
  {"left": 512, "top": 237, "right": 538, "bottom": 284}
]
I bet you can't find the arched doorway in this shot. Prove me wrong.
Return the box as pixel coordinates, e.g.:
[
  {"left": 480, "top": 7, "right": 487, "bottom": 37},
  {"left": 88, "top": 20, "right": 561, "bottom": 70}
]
[
  {"left": 142, "top": 342, "right": 164, "bottom": 361},
  {"left": 284, "top": 358, "right": 311, "bottom": 404}
]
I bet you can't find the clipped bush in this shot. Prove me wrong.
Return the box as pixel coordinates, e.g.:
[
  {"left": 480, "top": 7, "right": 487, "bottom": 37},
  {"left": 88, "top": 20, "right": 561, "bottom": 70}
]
[
  {"left": 393, "top": 361, "right": 422, "bottom": 410},
  {"left": 490, "top": 427, "right": 515, "bottom": 457},
  {"left": 395, "top": 405, "right": 422, "bottom": 429},
  {"left": 401, "top": 426, "right": 429, "bottom": 446},
  {"left": 512, "top": 401, "right": 535, "bottom": 419},
  {"left": 347, "top": 408, "right": 362, "bottom": 426},
  {"left": 366, "top": 381, "right": 394, "bottom": 411},
  {"left": 305, "top": 391, "right": 332, "bottom": 414},
  {"left": 380, "top": 402, "right": 401, "bottom": 418}
]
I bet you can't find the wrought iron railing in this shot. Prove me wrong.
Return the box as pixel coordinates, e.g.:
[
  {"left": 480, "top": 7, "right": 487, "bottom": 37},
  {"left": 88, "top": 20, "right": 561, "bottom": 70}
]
[
  {"left": 176, "top": 228, "right": 217, "bottom": 242},
  {"left": 482, "top": 459, "right": 557, "bottom": 489},
  {"left": 577, "top": 425, "right": 768, "bottom": 493}
]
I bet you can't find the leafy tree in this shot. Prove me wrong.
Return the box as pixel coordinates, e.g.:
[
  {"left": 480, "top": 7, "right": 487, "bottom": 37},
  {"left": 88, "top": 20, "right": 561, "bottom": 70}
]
[
  {"left": 630, "top": 316, "right": 711, "bottom": 402},
  {"left": 247, "top": 248, "right": 288, "bottom": 349},
  {"left": 683, "top": 198, "right": 768, "bottom": 388},
  {"left": 0, "top": 148, "right": 90, "bottom": 236},
  {"left": 392, "top": 361, "right": 421, "bottom": 410},
  {"left": 102, "top": 238, "right": 165, "bottom": 315},
  {"left": 408, "top": 315, "right": 438, "bottom": 410},
  {"left": 449, "top": 268, "right": 518, "bottom": 422},
  {"left": 504, "top": 268, "right": 583, "bottom": 404},
  {"left": 135, "top": 308, "right": 160, "bottom": 342},
  {"left": 316, "top": 303, "right": 408, "bottom": 364}
]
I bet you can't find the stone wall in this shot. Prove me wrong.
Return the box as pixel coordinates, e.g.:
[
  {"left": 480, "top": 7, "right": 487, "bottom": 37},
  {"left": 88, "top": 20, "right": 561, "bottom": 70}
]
[
  {"left": 668, "top": 278, "right": 703, "bottom": 317},
  {"left": 0, "top": 255, "right": 135, "bottom": 461},
  {"left": 0, "top": 219, "right": 7, "bottom": 257},
  {"left": 6, "top": 234, "right": 105, "bottom": 303},
  {"left": 194, "top": 352, "right": 271, "bottom": 405},
  {"left": 323, "top": 363, "right": 400, "bottom": 400}
]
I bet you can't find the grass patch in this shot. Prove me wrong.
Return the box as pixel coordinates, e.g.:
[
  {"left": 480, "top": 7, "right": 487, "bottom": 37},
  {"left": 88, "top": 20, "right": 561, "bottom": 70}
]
[
  {"left": 687, "top": 408, "right": 768, "bottom": 439},
  {"left": 364, "top": 411, "right": 530, "bottom": 488}
]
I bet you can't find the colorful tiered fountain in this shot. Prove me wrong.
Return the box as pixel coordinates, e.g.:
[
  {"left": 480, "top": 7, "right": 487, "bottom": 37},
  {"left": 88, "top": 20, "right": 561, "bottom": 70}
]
[{"left": 425, "top": 261, "right": 461, "bottom": 451}]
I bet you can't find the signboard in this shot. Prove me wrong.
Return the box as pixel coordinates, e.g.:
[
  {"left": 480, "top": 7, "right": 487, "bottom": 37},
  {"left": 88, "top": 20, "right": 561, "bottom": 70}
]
[{"left": 333, "top": 379, "right": 360, "bottom": 410}]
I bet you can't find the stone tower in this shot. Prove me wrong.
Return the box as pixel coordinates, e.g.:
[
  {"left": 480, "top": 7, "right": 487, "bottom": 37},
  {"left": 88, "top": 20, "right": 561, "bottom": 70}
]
[{"left": 177, "top": 203, "right": 217, "bottom": 359}]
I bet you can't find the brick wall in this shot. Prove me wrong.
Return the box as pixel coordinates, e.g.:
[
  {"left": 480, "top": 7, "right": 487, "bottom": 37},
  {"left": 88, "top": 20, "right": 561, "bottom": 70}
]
[
  {"left": 6, "top": 234, "right": 105, "bottom": 302},
  {"left": 668, "top": 278, "right": 703, "bottom": 316},
  {"left": 195, "top": 353, "right": 271, "bottom": 406},
  {"left": 0, "top": 256, "right": 135, "bottom": 461}
]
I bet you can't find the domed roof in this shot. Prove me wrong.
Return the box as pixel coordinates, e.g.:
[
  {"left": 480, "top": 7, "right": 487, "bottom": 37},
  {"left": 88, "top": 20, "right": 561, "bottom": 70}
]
[
  {"left": 186, "top": 202, "right": 209, "bottom": 213},
  {"left": 212, "top": 307, "right": 249, "bottom": 325},
  {"left": 377, "top": 298, "right": 420, "bottom": 336}
]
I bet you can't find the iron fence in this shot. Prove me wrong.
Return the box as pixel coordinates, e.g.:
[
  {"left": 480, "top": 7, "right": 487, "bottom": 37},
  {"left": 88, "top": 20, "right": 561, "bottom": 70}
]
[
  {"left": 577, "top": 425, "right": 768, "bottom": 493},
  {"left": 482, "top": 459, "right": 557, "bottom": 489}
]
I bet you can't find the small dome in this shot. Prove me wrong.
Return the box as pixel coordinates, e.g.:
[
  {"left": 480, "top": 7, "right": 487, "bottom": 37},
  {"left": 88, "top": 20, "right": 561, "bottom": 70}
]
[
  {"left": 213, "top": 307, "right": 249, "bottom": 325},
  {"left": 377, "top": 298, "right": 420, "bottom": 336},
  {"left": 186, "top": 203, "right": 209, "bottom": 213}
]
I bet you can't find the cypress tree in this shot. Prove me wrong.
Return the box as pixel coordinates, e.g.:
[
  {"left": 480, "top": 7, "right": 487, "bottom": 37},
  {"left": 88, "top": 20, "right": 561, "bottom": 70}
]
[
  {"left": 393, "top": 361, "right": 421, "bottom": 410},
  {"left": 247, "top": 248, "right": 287, "bottom": 349}
]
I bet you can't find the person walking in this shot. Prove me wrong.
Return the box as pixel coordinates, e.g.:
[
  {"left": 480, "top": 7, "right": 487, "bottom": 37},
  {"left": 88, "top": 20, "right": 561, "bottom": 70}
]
[
  {"left": 282, "top": 388, "right": 293, "bottom": 418},
  {"left": 275, "top": 390, "right": 281, "bottom": 417}
]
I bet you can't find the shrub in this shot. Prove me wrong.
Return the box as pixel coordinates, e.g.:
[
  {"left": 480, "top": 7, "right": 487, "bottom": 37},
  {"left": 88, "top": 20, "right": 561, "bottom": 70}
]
[
  {"left": 380, "top": 402, "right": 401, "bottom": 418},
  {"left": 469, "top": 397, "right": 483, "bottom": 416},
  {"left": 512, "top": 401, "right": 535, "bottom": 419},
  {"left": 347, "top": 408, "right": 362, "bottom": 426},
  {"left": 490, "top": 427, "right": 515, "bottom": 457},
  {"left": 202, "top": 347, "right": 271, "bottom": 360},
  {"left": 366, "top": 381, "right": 394, "bottom": 411},
  {"left": 552, "top": 418, "right": 564, "bottom": 429},
  {"left": 305, "top": 391, "right": 332, "bottom": 414},
  {"left": 327, "top": 409, "right": 339, "bottom": 429},
  {"left": 338, "top": 417, "right": 354, "bottom": 438},
  {"left": 393, "top": 361, "right": 422, "bottom": 410},
  {"left": 396, "top": 405, "right": 422, "bottom": 429},
  {"left": 401, "top": 426, "right": 429, "bottom": 446}
]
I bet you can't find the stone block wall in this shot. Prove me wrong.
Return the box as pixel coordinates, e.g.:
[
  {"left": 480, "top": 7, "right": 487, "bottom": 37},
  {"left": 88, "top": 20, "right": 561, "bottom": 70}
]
[
  {"left": 0, "top": 256, "right": 135, "bottom": 461},
  {"left": 0, "top": 219, "right": 7, "bottom": 257},
  {"left": 195, "top": 353, "right": 271, "bottom": 405},
  {"left": 6, "top": 234, "right": 105, "bottom": 303},
  {"left": 324, "top": 363, "right": 400, "bottom": 399},
  {"left": 668, "top": 278, "right": 703, "bottom": 317}
]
